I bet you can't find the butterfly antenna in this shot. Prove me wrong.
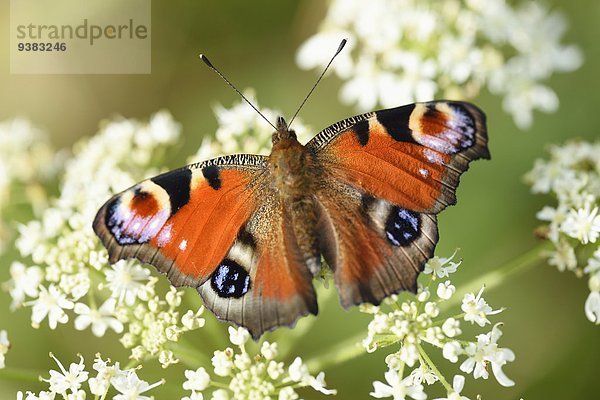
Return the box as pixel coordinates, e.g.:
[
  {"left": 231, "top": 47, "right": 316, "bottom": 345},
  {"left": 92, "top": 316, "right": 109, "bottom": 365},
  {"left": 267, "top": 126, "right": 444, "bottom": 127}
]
[
  {"left": 199, "top": 54, "right": 277, "bottom": 131},
  {"left": 288, "top": 38, "right": 347, "bottom": 127}
]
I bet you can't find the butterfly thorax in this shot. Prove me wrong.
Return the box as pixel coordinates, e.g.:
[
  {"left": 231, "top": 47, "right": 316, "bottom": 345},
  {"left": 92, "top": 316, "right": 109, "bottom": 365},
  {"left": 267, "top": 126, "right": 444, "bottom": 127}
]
[{"left": 268, "top": 117, "right": 315, "bottom": 200}]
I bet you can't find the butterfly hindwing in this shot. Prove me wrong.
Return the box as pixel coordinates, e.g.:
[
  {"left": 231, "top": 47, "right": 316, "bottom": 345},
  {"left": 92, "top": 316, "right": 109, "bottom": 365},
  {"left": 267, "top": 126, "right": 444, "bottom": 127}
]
[
  {"left": 315, "top": 180, "right": 438, "bottom": 307},
  {"left": 198, "top": 189, "right": 318, "bottom": 338},
  {"left": 310, "top": 100, "right": 488, "bottom": 306}
]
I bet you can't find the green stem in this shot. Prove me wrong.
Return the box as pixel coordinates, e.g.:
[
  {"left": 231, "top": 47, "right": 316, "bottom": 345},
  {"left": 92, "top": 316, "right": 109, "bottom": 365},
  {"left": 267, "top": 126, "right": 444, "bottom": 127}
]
[
  {"left": 416, "top": 343, "right": 452, "bottom": 392},
  {"left": 0, "top": 367, "right": 44, "bottom": 383},
  {"left": 304, "top": 242, "right": 548, "bottom": 371}
]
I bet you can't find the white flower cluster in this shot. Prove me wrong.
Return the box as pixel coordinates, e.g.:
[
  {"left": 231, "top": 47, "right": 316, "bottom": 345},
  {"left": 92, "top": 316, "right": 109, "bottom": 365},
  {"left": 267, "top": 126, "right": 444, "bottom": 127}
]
[
  {"left": 190, "top": 90, "right": 312, "bottom": 162},
  {"left": 0, "top": 118, "right": 60, "bottom": 253},
  {"left": 179, "top": 326, "right": 336, "bottom": 400},
  {"left": 296, "top": 0, "right": 582, "bottom": 129},
  {"left": 17, "top": 353, "right": 163, "bottom": 400},
  {"left": 364, "top": 253, "right": 515, "bottom": 400},
  {"left": 525, "top": 140, "right": 600, "bottom": 324},
  {"left": 3, "top": 112, "right": 205, "bottom": 367}
]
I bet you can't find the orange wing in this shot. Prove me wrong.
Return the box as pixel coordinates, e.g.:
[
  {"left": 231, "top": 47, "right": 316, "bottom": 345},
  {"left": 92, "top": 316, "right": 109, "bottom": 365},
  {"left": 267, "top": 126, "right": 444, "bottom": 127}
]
[
  {"left": 308, "top": 101, "right": 489, "bottom": 213},
  {"left": 197, "top": 191, "right": 317, "bottom": 338},
  {"left": 94, "top": 154, "right": 317, "bottom": 338},
  {"left": 308, "top": 101, "right": 489, "bottom": 306},
  {"left": 93, "top": 155, "right": 266, "bottom": 287}
]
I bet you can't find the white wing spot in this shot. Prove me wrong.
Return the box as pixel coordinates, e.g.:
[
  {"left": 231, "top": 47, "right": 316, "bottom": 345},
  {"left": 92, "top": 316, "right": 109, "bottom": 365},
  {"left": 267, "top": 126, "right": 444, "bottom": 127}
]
[
  {"left": 424, "top": 149, "right": 444, "bottom": 165},
  {"left": 179, "top": 239, "right": 187, "bottom": 251},
  {"left": 419, "top": 168, "right": 429, "bottom": 177},
  {"left": 157, "top": 223, "right": 173, "bottom": 247}
]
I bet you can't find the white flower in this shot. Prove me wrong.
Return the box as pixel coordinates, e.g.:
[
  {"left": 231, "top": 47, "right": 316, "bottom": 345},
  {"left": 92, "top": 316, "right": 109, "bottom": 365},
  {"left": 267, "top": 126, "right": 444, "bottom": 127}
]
[
  {"left": 46, "top": 354, "right": 89, "bottom": 394},
  {"left": 442, "top": 318, "right": 462, "bottom": 338},
  {"left": 442, "top": 341, "right": 462, "bottom": 363},
  {"left": 30, "top": 285, "right": 74, "bottom": 329},
  {"left": 461, "top": 287, "right": 502, "bottom": 327},
  {"left": 260, "top": 341, "right": 278, "bottom": 360},
  {"left": 433, "top": 375, "right": 470, "bottom": 400},
  {"left": 308, "top": 372, "right": 337, "bottom": 395},
  {"left": 6, "top": 262, "right": 43, "bottom": 309},
  {"left": 398, "top": 344, "right": 419, "bottom": 368},
  {"left": 288, "top": 357, "right": 310, "bottom": 382},
  {"left": 585, "top": 291, "right": 600, "bottom": 324},
  {"left": 0, "top": 330, "right": 9, "bottom": 369},
  {"left": 18, "top": 390, "right": 56, "bottom": 400},
  {"left": 74, "top": 298, "right": 123, "bottom": 337},
  {"left": 561, "top": 203, "right": 600, "bottom": 244},
  {"left": 278, "top": 387, "right": 298, "bottom": 400},
  {"left": 104, "top": 261, "right": 150, "bottom": 306},
  {"left": 460, "top": 324, "right": 515, "bottom": 387},
  {"left": 181, "top": 307, "right": 206, "bottom": 330},
  {"left": 408, "top": 365, "right": 438, "bottom": 386},
  {"left": 183, "top": 368, "right": 210, "bottom": 392},
  {"left": 584, "top": 248, "right": 600, "bottom": 274},
  {"left": 211, "top": 349, "right": 233, "bottom": 377},
  {"left": 267, "top": 360, "right": 284, "bottom": 380},
  {"left": 111, "top": 370, "right": 163, "bottom": 400},
  {"left": 527, "top": 140, "right": 600, "bottom": 325},
  {"left": 544, "top": 240, "right": 577, "bottom": 272},
  {"left": 437, "top": 281, "right": 456, "bottom": 300},
  {"left": 89, "top": 356, "right": 121, "bottom": 396},
  {"left": 371, "top": 369, "right": 427, "bottom": 400},
  {"left": 144, "top": 110, "right": 181, "bottom": 144},
  {"left": 297, "top": 0, "right": 581, "bottom": 128},
  {"left": 585, "top": 273, "right": 600, "bottom": 324},
  {"left": 228, "top": 326, "right": 250, "bottom": 346},
  {"left": 424, "top": 251, "right": 461, "bottom": 278}
]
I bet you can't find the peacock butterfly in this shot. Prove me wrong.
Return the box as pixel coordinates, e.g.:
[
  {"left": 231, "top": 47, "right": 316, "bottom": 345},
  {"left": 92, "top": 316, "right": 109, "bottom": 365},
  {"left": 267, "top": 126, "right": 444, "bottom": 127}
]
[{"left": 93, "top": 46, "right": 489, "bottom": 339}]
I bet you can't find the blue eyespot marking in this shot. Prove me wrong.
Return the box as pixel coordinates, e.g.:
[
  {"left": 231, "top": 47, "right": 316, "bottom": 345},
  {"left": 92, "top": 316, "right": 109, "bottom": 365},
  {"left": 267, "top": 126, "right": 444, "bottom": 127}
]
[
  {"left": 385, "top": 207, "right": 420, "bottom": 246},
  {"left": 210, "top": 259, "right": 251, "bottom": 298}
]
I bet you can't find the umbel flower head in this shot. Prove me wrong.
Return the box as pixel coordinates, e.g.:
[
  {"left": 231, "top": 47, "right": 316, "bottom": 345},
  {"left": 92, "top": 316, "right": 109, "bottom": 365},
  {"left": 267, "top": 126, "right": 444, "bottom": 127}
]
[
  {"left": 17, "top": 353, "right": 163, "bottom": 399},
  {"left": 179, "top": 326, "right": 337, "bottom": 400},
  {"left": 363, "top": 252, "right": 515, "bottom": 399},
  {"left": 0, "top": 118, "right": 60, "bottom": 254},
  {"left": 525, "top": 140, "right": 600, "bottom": 324},
  {"left": 296, "top": 0, "right": 582, "bottom": 129},
  {"left": 3, "top": 111, "right": 205, "bottom": 368}
]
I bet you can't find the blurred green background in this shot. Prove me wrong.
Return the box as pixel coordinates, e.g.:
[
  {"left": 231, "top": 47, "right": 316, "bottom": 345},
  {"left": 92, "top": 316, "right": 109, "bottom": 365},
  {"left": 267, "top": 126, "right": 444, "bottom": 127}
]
[{"left": 0, "top": 0, "right": 599, "bottom": 398}]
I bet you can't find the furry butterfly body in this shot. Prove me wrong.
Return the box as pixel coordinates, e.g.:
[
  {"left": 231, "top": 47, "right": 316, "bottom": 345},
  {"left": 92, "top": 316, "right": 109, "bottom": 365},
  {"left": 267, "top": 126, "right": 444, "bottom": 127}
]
[{"left": 93, "top": 100, "right": 489, "bottom": 338}]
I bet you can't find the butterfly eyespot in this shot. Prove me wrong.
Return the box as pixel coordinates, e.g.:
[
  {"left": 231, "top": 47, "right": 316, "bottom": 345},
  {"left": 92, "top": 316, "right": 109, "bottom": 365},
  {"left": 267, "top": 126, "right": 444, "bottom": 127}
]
[
  {"left": 210, "top": 259, "right": 251, "bottom": 298},
  {"left": 105, "top": 185, "right": 171, "bottom": 245},
  {"left": 385, "top": 206, "right": 421, "bottom": 246}
]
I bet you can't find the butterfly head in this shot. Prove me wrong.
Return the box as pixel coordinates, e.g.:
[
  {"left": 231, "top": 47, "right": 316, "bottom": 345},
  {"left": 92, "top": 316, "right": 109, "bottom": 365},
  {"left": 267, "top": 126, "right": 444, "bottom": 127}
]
[{"left": 272, "top": 116, "right": 297, "bottom": 145}]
